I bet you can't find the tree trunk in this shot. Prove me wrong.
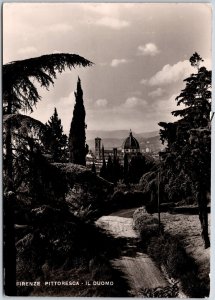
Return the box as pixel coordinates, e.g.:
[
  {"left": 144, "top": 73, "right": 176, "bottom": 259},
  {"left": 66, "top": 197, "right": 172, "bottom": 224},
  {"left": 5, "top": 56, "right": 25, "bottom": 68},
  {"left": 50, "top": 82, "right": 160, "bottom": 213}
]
[
  {"left": 5, "top": 97, "right": 13, "bottom": 189},
  {"left": 4, "top": 192, "right": 16, "bottom": 296},
  {"left": 4, "top": 99, "right": 17, "bottom": 295},
  {"left": 198, "top": 204, "right": 210, "bottom": 249},
  {"left": 197, "top": 189, "right": 210, "bottom": 249}
]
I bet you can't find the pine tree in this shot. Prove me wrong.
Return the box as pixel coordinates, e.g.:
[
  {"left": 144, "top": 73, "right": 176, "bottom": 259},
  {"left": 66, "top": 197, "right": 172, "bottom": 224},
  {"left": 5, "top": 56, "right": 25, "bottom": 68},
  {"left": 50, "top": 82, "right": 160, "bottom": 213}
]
[
  {"left": 46, "top": 108, "right": 68, "bottom": 162},
  {"left": 3, "top": 53, "right": 92, "bottom": 296},
  {"left": 159, "top": 53, "right": 211, "bottom": 248},
  {"left": 69, "top": 77, "right": 88, "bottom": 166}
]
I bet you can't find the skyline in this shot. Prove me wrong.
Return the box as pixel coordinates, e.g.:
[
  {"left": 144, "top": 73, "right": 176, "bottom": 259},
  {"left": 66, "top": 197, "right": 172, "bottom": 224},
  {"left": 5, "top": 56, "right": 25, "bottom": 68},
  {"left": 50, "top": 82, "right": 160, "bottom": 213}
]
[{"left": 3, "top": 3, "right": 212, "bottom": 134}]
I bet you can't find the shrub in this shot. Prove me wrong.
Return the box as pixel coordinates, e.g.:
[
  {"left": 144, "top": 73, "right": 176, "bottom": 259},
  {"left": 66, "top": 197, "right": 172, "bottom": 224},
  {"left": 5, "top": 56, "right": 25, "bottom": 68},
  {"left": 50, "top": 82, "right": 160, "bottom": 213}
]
[
  {"left": 110, "top": 190, "right": 125, "bottom": 208},
  {"left": 133, "top": 207, "right": 209, "bottom": 297},
  {"left": 109, "top": 190, "right": 147, "bottom": 212},
  {"left": 147, "top": 233, "right": 208, "bottom": 297},
  {"left": 133, "top": 208, "right": 163, "bottom": 240}
]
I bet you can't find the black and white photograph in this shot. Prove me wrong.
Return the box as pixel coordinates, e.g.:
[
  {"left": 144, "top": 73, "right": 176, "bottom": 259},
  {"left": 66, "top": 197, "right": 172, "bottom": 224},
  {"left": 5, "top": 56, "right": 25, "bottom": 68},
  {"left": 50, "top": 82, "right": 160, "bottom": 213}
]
[{"left": 3, "top": 2, "right": 212, "bottom": 297}]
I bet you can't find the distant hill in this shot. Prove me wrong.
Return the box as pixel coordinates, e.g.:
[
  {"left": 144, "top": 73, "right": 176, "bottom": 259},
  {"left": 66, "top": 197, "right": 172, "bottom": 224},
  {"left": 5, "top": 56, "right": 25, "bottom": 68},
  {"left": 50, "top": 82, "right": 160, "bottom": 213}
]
[
  {"left": 86, "top": 130, "right": 158, "bottom": 140},
  {"left": 87, "top": 138, "right": 125, "bottom": 150},
  {"left": 139, "top": 135, "right": 165, "bottom": 153}
]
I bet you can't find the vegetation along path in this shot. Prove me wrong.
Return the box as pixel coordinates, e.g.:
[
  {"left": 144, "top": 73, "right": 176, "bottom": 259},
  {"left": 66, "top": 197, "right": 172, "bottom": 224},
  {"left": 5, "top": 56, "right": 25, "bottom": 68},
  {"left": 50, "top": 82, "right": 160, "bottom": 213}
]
[{"left": 96, "top": 209, "right": 186, "bottom": 297}]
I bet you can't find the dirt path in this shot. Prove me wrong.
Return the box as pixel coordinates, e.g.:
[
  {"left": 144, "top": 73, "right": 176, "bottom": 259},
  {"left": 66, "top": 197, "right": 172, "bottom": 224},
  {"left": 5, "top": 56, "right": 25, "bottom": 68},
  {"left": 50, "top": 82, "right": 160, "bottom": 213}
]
[{"left": 96, "top": 214, "right": 170, "bottom": 296}]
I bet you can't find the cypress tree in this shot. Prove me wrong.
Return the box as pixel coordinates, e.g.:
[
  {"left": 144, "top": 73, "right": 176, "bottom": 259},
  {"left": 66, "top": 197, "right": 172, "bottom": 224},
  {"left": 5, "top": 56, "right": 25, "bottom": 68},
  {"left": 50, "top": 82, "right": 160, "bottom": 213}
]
[
  {"left": 91, "top": 162, "right": 96, "bottom": 174},
  {"left": 69, "top": 77, "right": 88, "bottom": 166},
  {"left": 100, "top": 145, "right": 107, "bottom": 178},
  {"left": 124, "top": 153, "right": 129, "bottom": 184},
  {"left": 106, "top": 155, "right": 114, "bottom": 182},
  {"left": 113, "top": 153, "right": 122, "bottom": 184}
]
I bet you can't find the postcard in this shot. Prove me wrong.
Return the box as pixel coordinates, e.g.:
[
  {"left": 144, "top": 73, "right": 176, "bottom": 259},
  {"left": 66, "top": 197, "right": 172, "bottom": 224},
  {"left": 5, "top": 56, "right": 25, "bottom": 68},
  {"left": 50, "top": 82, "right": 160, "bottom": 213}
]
[{"left": 2, "top": 2, "right": 212, "bottom": 297}]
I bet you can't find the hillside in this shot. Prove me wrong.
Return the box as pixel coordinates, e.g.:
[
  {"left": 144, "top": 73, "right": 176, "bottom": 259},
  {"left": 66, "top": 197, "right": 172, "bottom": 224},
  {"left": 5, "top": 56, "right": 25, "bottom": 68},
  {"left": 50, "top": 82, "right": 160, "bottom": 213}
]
[
  {"left": 87, "top": 138, "right": 125, "bottom": 150},
  {"left": 86, "top": 130, "right": 158, "bottom": 140}
]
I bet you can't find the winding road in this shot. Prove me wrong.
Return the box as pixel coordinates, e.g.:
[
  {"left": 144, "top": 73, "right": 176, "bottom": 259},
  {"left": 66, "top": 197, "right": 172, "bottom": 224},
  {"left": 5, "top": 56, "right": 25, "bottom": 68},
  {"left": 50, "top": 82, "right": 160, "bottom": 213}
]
[{"left": 96, "top": 208, "right": 186, "bottom": 297}]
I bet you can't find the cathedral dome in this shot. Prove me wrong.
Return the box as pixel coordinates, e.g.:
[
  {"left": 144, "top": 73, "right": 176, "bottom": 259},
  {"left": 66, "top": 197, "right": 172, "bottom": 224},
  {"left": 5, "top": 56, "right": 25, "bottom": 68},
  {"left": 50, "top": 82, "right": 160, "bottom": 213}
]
[{"left": 122, "top": 131, "right": 140, "bottom": 152}]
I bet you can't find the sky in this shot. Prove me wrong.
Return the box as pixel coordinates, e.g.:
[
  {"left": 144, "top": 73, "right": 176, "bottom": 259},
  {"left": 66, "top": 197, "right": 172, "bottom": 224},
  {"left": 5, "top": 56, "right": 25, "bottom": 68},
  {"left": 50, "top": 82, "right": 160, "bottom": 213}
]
[{"left": 3, "top": 3, "right": 212, "bottom": 134}]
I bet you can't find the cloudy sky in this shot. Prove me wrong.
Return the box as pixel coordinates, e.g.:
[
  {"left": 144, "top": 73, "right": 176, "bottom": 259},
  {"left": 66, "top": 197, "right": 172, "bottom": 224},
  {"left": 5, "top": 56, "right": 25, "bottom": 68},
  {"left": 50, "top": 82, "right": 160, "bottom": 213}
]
[{"left": 3, "top": 3, "right": 212, "bottom": 134}]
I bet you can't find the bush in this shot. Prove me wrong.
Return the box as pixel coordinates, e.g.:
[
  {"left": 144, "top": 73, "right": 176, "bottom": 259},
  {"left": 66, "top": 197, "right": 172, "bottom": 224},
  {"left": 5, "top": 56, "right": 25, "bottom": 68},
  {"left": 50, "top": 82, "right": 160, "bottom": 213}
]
[
  {"left": 133, "top": 207, "right": 209, "bottom": 298},
  {"left": 110, "top": 190, "right": 125, "bottom": 208},
  {"left": 109, "top": 190, "right": 146, "bottom": 212},
  {"left": 147, "top": 234, "right": 208, "bottom": 297},
  {"left": 133, "top": 208, "right": 163, "bottom": 240}
]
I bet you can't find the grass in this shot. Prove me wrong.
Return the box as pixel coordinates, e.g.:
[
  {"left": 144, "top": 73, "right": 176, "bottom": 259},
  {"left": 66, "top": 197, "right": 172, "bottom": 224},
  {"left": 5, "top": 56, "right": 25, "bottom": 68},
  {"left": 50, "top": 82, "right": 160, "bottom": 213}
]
[{"left": 133, "top": 208, "right": 210, "bottom": 297}]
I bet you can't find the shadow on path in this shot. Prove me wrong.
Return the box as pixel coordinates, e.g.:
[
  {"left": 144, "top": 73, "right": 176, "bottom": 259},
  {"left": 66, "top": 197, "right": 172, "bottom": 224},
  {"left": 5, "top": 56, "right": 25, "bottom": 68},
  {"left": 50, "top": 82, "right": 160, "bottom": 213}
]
[{"left": 96, "top": 214, "right": 170, "bottom": 296}]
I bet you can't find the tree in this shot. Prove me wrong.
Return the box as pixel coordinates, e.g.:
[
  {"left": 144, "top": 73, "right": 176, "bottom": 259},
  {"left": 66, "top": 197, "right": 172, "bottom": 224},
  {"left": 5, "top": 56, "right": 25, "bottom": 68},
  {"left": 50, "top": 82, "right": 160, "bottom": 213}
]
[
  {"left": 69, "top": 77, "right": 88, "bottom": 166},
  {"left": 3, "top": 53, "right": 93, "bottom": 295},
  {"left": 159, "top": 53, "right": 211, "bottom": 248},
  {"left": 123, "top": 153, "right": 129, "bottom": 185},
  {"left": 3, "top": 53, "right": 93, "bottom": 115},
  {"left": 128, "top": 154, "right": 146, "bottom": 184},
  {"left": 3, "top": 53, "right": 92, "bottom": 189},
  {"left": 3, "top": 114, "right": 48, "bottom": 296},
  {"left": 46, "top": 108, "right": 68, "bottom": 162},
  {"left": 91, "top": 162, "right": 96, "bottom": 174},
  {"left": 106, "top": 155, "right": 114, "bottom": 183},
  {"left": 100, "top": 145, "right": 107, "bottom": 179},
  {"left": 113, "top": 156, "right": 123, "bottom": 183}
]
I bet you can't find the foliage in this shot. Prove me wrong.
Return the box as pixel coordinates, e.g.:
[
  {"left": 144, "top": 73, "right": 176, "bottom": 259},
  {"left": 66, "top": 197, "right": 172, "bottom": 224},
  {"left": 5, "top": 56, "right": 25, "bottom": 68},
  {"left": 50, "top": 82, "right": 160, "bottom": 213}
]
[
  {"left": 112, "top": 156, "right": 123, "bottom": 184},
  {"left": 133, "top": 208, "right": 162, "bottom": 240},
  {"left": 3, "top": 114, "right": 48, "bottom": 191},
  {"left": 100, "top": 151, "right": 154, "bottom": 185},
  {"left": 100, "top": 153, "right": 123, "bottom": 184},
  {"left": 106, "top": 156, "right": 114, "bottom": 182},
  {"left": 16, "top": 217, "right": 129, "bottom": 296},
  {"left": 53, "top": 163, "right": 114, "bottom": 221},
  {"left": 3, "top": 53, "right": 93, "bottom": 114},
  {"left": 159, "top": 53, "right": 211, "bottom": 199},
  {"left": 128, "top": 154, "right": 145, "bottom": 183},
  {"left": 3, "top": 53, "right": 93, "bottom": 295},
  {"left": 99, "top": 146, "right": 107, "bottom": 178},
  {"left": 109, "top": 190, "right": 146, "bottom": 212},
  {"left": 133, "top": 208, "right": 209, "bottom": 297},
  {"left": 91, "top": 162, "right": 96, "bottom": 174},
  {"left": 3, "top": 114, "right": 69, "bottom": 206},
  {"left": 158, "top": 53, "right": 211, "bottom": 248},
  {"left": 69, "top": 77, "right": 88, "bottom": 166},
  {"left": 123, "top": 154, "right": 129, "bottom": 184},
  {"left": 100, "top": 160, "right": 107, "bottom": 178},
  {"left": 148, "top": 234, "right": 208, "bottom": 297},
  {"left": 45, "top": 108, "right": 68, "bottom": 162},
  {"left": 3, "top": 53, "right": 93, "bottom": 189}
]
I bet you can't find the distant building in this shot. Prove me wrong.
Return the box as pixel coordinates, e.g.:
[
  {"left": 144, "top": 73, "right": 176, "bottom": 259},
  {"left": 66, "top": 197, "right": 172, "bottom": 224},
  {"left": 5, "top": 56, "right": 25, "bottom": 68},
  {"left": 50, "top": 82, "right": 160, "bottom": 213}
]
[
  {"left": 85, "top": 130, "right": 162, "bottom": 173},
  {"left": 122, "top": 130, "right": 140, "bottom": 154},
  {"left": 93, "top": 130, "right": 141, "bottom": 163}
]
